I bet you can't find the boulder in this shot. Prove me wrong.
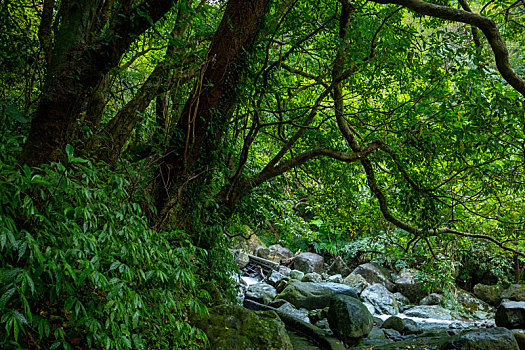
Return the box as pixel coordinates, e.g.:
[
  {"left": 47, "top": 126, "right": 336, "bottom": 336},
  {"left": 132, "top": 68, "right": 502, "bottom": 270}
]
[
  {"left": 455, "top": 288, "right": 494, "bottom": 319},
  {"left": 381, "top": 315, "right": 405, "bottom": 333},
  {"left": 302, "top": 272, "right": 322, "bottom": 283},
  {"left": 327, "top": 256, "right": 351, "bottom": 277},
  {"left": 441, "top": 327, "right": 519, "bottom": 350},
  {"left": 327, "top": 294, "right": 373, "bottom": 345},
  {"left": 420, "top": 293, "right": 442, "bottom": 306},
  {"left": 246, "top": 283, "right": 277, "bottom": 305},
  {"left": 473, "top": 283, "right": 503, "bottom": 305},
  {"left": 293, "top": 252, "right": 324, "bottom": 273},
  {"left": 233, "top": 226, "right": 266, "bottom": 254},
  {"left": 234, "top": 250, "right": 250, "bottom": 269},
  {"left": 255, "top": 246, "right": 271, "bottom": 259},
  {"left": 267, "top": 244, "right": 293, "bottom": 263},
  {"left": 191, "top": 304, "right": 293, "bottom": 350},
  {"left": 394, "top": 292, "right": 411, "bottom": 312},
  {"left": 279, "top": 265, "right": 292, "bottom": 276},
  {"left": 276, "top": 302, "right": 310, "bottom": 323},
  {"left": 267, "top": 270, "right": 286, "bottom": 288},
  {"left": 502, "top": 284, "right": 525, "bottom": 302},
  {"left": 289, "top": 270, "right": 305, "bottom": 281},
  {"left": 351, "top": 263, "right": 395, "bottom": 292},
  {"left": 513, "top": 331, "right": 525, "bottom": 350},
  {"left": 403, "top": 305, "right": 456, "bottom": 320},
  {"left": 360, "top": 283, "right": 399, "bottom": 315},
  {"left": 394, "top": 268, "right": 426, "bottom": 303},
  {"left": 495, "top": 301, "right": 525, "bottom": 328},
  {"left": 327, "top": 274, "right": 343, "bottom": 284},
  {"left": 343, "top": 273, "right": 370, "bottom": 294},
  {"left": 276, "top": 281, "right": 358, "bottom": 310}
]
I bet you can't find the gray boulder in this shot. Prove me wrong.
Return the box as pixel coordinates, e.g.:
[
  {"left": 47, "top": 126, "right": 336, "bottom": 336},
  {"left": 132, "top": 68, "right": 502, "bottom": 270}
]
[
  {"left": 343, "top": 273, "right": 370, "bottom": 294},
  {"left": 420, "top": 293, "right": 442, "bottom": 306},
  {"left": 255, "top": 246, "right": 271, "bottom": 259},
  {"left": 455, "top": 288, "right": 494, "bottom": 319},
  {"left": 361, "top": 283, "right": 399, "bottom": 315},
  {"left": 276, "top": 301, "right": 310, "bottom": 323},
  {"left": 234, "top": 250, "right": 250, "bottom": 269},
  {"left": 276, "top": 281, "right": 358, "bottom": 310},
  {"left": 246, "top": 283, "right": 277, "bottom": 305},
  {"left": 501, "top": 284, "right": 525, "bottom": 302},
  {"left": 302, "top": 272, "right": 322, "bottom": 283},
  {"left": 279, "top": 265, "right": 292, "bottom": 276},
  {"left": 327, "top": 256, "right": 351, "bottom": 277},
  {"left": 267, "top": 244, "right": 293, "bottom": 263},
  {"left": 381, "top": 315, "right": 405, "bottom": 333},
  {"left": 351, "top": 263, "right": 395, "bottom": 291},
  {"left": 191, "top": 304, "right": 293, "bottom": 350},
  {"left": 328, "top": 274, "right": 343, "bottom": 284},
  {"left": 394, "top": 268, "right": 426, "bottom": 303},
  {"left": 473, "top": 283, "right": 503, "bottom": 305},
  {"left": 394, "top": 292, "right": 411, "bottom": 312},
  {"left": 267, "top": 270, "right": 286, "bottom": 288},
  {"left": 289, "top": 269, "right": 304, "bottom": 281},
  {"left": 495, "top": 301, "right": 525, "bottom": 329},
  {"left": 294, "top": 252, "right": 324, "bottom": 273},
  {"left": 403, "top": 305, "right": 456, "bottom": 320},
  {"left": 327, "top": 294, "right": 373, "bottom": 346},
  {"left": 441, "top": 327, "right": 519, "bottom": 350}
]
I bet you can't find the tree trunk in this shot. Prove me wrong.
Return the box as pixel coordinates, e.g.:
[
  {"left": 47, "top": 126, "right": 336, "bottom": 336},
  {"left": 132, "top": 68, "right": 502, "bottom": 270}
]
[
  {"left": 19, "top": 0, "right": 176, "bottom": 166},
  {"left": 154, "top": 0, "right": 270, "bottom": 227}
]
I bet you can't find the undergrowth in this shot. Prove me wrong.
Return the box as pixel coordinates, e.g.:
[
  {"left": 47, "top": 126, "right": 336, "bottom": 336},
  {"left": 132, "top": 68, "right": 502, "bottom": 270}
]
[{"left": 0, "top": 137, "right": 213, "bottom": 349}]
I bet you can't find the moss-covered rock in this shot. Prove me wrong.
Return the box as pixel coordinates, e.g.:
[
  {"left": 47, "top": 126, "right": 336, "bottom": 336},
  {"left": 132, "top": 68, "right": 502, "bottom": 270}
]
[
  {"left": 191, "top": 304, "right": 293, "bottom": 350},
  {"left": 276, "top": 282, "right": 358, "bottom": 310},
  {"left": 327, "top": 294, "right": 373, "bottom": 346}
]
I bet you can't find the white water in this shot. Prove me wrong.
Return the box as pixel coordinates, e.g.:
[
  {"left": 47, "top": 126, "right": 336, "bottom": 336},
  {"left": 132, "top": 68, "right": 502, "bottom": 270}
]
[{"left": 241, "top": 276, "right": 260, "bottom": 286}]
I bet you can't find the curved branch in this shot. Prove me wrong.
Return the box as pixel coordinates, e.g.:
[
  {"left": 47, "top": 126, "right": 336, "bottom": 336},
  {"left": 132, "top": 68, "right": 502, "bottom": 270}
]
[{"left": 371, "top": 0, "right": 525, "bottom": 97}]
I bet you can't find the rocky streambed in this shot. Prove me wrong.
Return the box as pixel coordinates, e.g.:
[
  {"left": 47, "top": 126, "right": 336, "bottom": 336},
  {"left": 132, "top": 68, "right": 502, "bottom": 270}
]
[{"left": 194, "top": 243, "right": 525, "bottom": 349}]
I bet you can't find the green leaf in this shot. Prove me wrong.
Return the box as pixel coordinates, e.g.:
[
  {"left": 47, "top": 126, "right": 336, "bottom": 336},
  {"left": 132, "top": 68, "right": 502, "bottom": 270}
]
[
  {"left": 0, "top": 288, "right": 15, "bottom": 308},
  {"left": 5, "top": 103, "right": 28, "bottom": 123},
  {"left": 65, "top": 144, "right": 74, "bottom": 160},
  {"left": 13, "top": 310, "right": 27, "bottom": 325}
]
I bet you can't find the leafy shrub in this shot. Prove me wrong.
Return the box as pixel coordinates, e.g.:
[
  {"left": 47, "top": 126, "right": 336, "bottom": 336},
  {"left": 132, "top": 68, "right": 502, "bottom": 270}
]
[{"left": 0, "top": 140, "right": 209, "bottom": 349}]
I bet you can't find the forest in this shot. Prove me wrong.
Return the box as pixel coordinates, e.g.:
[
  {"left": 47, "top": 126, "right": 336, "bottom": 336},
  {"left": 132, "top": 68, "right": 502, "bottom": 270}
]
[{"left": 1, "top": 0, "right": 525, "bottom": 348}]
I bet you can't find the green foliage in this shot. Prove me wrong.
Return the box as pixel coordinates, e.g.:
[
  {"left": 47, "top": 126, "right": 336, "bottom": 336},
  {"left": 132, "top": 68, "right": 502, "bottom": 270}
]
[{"left": 0, "top": 139, "right": 209, "bottom": 349}]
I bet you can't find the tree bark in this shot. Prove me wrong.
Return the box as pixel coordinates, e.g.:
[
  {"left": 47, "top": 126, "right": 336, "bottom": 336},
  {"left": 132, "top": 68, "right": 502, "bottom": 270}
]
[
  {"left": 19, "top": 0, "right": 176, "bottom": 166},
  {"left": 154, "top": 0, "right": 270, "bottom": 221}
]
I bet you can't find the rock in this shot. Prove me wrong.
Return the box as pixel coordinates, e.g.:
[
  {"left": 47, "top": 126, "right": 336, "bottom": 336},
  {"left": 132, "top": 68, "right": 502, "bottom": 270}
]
[
  {"left": 289, "top": 269, "right": 304, "bottom": 281},
  {"left": 234, "top": 250, "right": 250, "bottom": 269},
  {"left": 191, "top": 304, "right": 293, "bottom": 350},
  {"left": 267, "top": 270, "right": 286, "bottom": 288},
  {"left": 246, "top": 283, "right": 277, "bottom": 305},
  {"left": 404, "top": 305, "right": 456, "bottom": 320},
  {"left": 394, "top": 268, "right": 426, "bottom": 303},
  {"left": 342, "top": 273, "right": 370, "bottom": 294},
  {"left": 383, "top": 328, "right": 402, "bottom": 340},
  {"left": 302, "top": 272, "right": 322, "bottom": 283},
  {"left": 351, "top": 263, "right": 395, "bottom": 291},
  {"left": 276, "top": 281, "right": 358, "bottom": 310},
  {"left": 455, "top": 288, "right": 494, "bottom": 319},
  {"left": 256, "top": 246, "right": 271, "bottom": 259},
  {"left": 360, "top": 283, "right": 399, "bottom": 315},
  {"left": 327, "top": 274, "right": 343, "bottom": 284},
  {"left": 327, "top": 256, "right": 351, "bottom": 277},
  {"left": 293, "top": 252, "right": 324, "bottom": 273},
  {"left": 315, "top": 319, "right": 330, "bottom": 332},
  {"left": 394, "top": 292, "right": 411, "bottom": 312},
  {"left": 496, "top": 301, "right": 525, "bottom": 328},
  {"left": 502, "top": 284, "right": 525, "bottom": 302},
  {"left": 361, "top": 327, "right": 392, "bottom": 347},
  {"left": 276, "top": 302, "right": 310, "bottom": 323},
  {"left": 441, "top": 327, "right": 519, "bottom": 350},
  {"left": 420, "top": 293, "right": 443, "bottom": 306},
  {"left": 327, "top": 294, "right": 373, "bottom": 345},
  {"left": 473, "top": 283, "right": 503, "bottom": 305},
  {"left": 267, "top": 244, "right": 293, "bottom": 263},
  {"left": 382, "top": 316, "right": 405, "bottom": 333},
  {"left": 233, "top": 226, "right": 266, "bottom": 254},
  {"left": 279, "top": 265, "right": 292, "bottom": 276}
]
